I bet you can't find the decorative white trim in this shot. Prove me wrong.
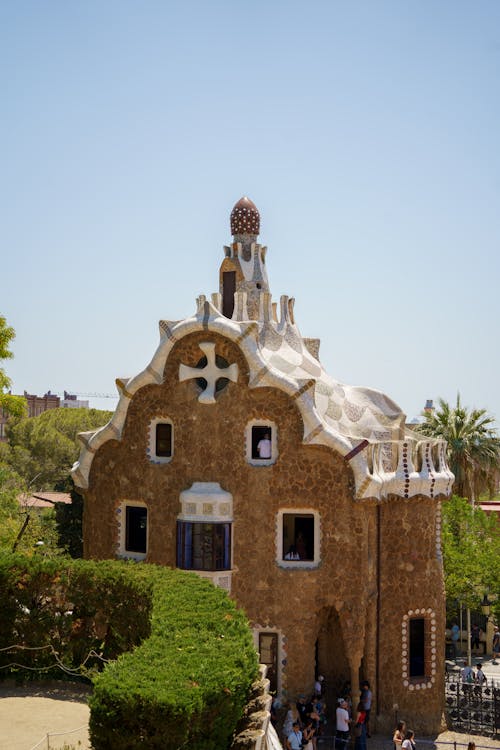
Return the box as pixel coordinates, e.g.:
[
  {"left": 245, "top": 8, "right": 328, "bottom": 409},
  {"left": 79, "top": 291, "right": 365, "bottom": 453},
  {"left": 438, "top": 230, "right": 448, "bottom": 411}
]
[
  {"left": 276, "top": 508, "right": 321, "bottom": 569},
  {"left": 246, "top": 419, "right": 278, "bottom": 466},
  {"left": 435, "top": 505, "right": 442, "bottom": 562},
  {"left": 401, "top": 608, "right": 437, "bottom": 690},
  {"left": 117, "top": 501, "right": 148, "bottom": 561},
  {"left": 72, "top": 296, "right": 454, "bottom": 500},
  {"left": 178, "top": 482, "right": 233, "bottom": 522},
  {"left": 147, "top": 417, "right": 173, "bottom": 464},
  {"left": 178, "top": 341, "right": 238, "bottom": 404}
]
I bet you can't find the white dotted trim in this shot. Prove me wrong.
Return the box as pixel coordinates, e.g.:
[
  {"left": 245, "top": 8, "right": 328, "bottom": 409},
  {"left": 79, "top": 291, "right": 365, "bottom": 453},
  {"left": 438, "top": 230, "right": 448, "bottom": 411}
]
[{"left": 402, "top": 608, "right": 436, "bottom": 689}]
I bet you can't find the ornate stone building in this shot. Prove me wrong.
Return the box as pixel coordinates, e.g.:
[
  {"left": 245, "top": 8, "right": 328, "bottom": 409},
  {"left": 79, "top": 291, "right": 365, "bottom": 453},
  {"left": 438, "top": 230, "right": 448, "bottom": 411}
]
[{"left": 72, "top": 198, "right": 453, "bottom": 733}]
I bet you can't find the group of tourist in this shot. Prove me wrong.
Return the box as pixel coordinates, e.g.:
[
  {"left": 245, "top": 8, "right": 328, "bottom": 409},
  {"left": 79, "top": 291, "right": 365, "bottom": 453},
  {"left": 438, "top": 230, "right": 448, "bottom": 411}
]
[
  {"left": 334, "top": 680, "right": 372, "bottom": 750},
  {"left": 393, "top": 722, "right": 416, "bottom": 750},
  {"left": 282, "top": 676, "right": 327, "bottom": 750},
  {"left": 460, "top": 662, "right": 487, "bottom": 685}
]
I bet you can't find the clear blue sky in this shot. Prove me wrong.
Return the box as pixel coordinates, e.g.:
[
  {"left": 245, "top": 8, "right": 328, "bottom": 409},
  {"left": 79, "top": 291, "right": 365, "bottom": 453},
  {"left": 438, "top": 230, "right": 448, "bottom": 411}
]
[{"left": 2, "top": 1, "right": 499, "bottom": 424}]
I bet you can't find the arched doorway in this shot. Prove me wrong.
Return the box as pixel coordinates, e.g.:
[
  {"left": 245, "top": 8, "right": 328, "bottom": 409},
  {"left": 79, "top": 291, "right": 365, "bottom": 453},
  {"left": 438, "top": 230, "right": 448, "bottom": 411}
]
[{"left": 316, "top": 607, "right": 350, "bottom": 709}]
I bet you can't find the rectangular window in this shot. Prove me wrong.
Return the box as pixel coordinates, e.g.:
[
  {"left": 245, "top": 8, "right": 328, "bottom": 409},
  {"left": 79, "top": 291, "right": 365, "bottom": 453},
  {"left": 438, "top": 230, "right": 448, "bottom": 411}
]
[
  {"left": 177, "top": 522, "right": 231, "bottom": 571},
  {"left": 126, "top": 506, "right": 148, "bottom": 554},
  {"left": 252, "top": 425, "right": 272, "bottom": 460},
  {"left": 259, "top": 632, "right": 278, "bottom": 694},
  {"left": 409, "top": 618, "right": 425, "bottom": 678},
  {"left": 156, "top": 423, "right": 172, "bottom": 457},
  {"left": 282, "top": 513, "right": 314, "bottom": 561}
]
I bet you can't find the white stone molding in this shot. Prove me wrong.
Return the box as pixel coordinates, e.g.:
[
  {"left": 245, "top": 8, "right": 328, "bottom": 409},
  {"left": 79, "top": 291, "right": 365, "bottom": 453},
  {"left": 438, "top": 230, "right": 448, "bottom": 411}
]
[
  {"left": 72, "top": 296, "right": 454, "bottom": 502},
  {"left": 178, "top": 481, "right": 233, "bottom": 522},
  {"left": 401, "top": 608, "right": 437, "bottom": 690},
  {"left": 276, "top": 508, "right": 321, "bottom": 570},
  {"left": 147, "top": 417, "right": 173, "bottom": 464},
  {"left": 179, "top": 341, "right": 238, "bottom": 404}
]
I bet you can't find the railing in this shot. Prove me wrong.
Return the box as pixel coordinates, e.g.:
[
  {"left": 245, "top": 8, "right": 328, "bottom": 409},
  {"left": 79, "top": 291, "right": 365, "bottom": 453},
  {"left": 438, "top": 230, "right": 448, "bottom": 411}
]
[
  {"left": 29, "top": 724, "right": 88, "bottom": 750},
  {"left": 445, "top": 672, "right": 500, "bottom": 737}
]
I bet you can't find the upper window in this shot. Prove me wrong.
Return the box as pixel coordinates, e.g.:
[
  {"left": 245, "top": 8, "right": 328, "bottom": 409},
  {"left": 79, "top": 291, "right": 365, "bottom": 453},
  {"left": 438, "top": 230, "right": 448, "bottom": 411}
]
[
  {"left": 148, "top": 418, "right": 173, "bottom": 464},
  {"left": 156, "top": 423, "right": 172, "bottom": 457},
  {"left": 277, "top": 510, "right": 320, "bottom": 568},
  {"left": 246, "top": 420, "right": 278, "bottom": 466},
  {"left": 177, "top": 521, "right": 231, "bottom": 571},
  {"left": 119, "top": 503, "right": 148, "bottom": 560}
]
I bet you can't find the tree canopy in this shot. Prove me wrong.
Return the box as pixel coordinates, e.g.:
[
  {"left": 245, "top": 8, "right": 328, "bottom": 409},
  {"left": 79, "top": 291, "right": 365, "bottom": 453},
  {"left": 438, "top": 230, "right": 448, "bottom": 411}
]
[
  {"left": 417, "top": 394, "right": 500, "bottom": 501},
  {"left": 5, "top": 406, "right": 113, "bottom": 489},
  {"left": 0, "top": 315, "right": 27, "bottom": 418},
  {"left": 441, "top": 495, "right": 500, "bottom": 620}
]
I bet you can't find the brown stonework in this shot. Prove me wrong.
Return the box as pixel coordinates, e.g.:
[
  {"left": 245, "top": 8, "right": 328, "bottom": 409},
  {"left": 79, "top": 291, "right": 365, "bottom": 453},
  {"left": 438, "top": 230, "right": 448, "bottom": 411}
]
[
  {"left": 82, "top": 329, "right": 446, "bottom": 733},
  {"left": 75, "top": 200, "right": 450, "bottom": 735}
]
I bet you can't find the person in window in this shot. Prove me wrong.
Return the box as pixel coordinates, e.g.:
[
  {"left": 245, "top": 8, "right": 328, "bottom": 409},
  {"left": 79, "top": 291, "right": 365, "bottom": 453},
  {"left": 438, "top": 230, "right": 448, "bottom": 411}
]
[
  {"left": 295, "top": 532, "right": 307, "bottom": 560},
  {"left": 257, "top": 431, "right": 272, "bottom": 459}
]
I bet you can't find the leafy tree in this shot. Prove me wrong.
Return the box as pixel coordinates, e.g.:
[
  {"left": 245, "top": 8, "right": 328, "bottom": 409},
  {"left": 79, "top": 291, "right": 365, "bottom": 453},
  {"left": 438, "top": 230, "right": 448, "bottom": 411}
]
[
  {"left": 0, "top": 464, "right": 61, "bottom": 555},
  {"left": 441, "top": 495, "right": 500, "bottom": 615},
  {"left": 417, "top": 394, "right": 500, "bottom": 501},
  {"left": 0, "top": 315, "right": 26, "bottom": 418},
  {"left": 6, "top": 407, "right": 113, "bottom": 489}
]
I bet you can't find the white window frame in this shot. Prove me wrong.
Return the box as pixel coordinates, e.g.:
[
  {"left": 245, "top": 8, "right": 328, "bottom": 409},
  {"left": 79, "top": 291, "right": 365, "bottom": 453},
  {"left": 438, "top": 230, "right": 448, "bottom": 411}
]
[
  {"left": 118, "top": 501, "right": 148, "bottom": 561},
  {"left": 246, "top": 419, "right": 278, "bottom": 466},
  {"left": 147, "top": 417, "right": 173, "bottom": 464},
  {"left": 276, "top": 508, "right": 320, "bottom": 569}
]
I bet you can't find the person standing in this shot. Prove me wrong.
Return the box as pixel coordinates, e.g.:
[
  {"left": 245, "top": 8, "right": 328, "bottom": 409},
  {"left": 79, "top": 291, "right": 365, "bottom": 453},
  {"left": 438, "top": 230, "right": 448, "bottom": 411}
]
[
  {"left": 402, "top": 729, "right": 416, "bottom": 750},
  {"left": 286, "top": 722, "right": 303, "bottom": 750},
  {"left": 360, "top": 680, "right": 372, "bottom": 737},
  {"left": 492, "top": 627, "right": 500, "bottom": 665},
  {"left": 475, "top": 663, "right": 487, "bottom": 686},
  {"left": 393, "top": 721, "right": 406, "bottom": 750},
  {"left": 354, "top": 701, "right": 367, "bottom": 750},
  {"left": 257, "top": 432, "right": 272, "bottom": 459},
  {"left": 451, "top": 621, "right": 460, "bottom": 657},
  {"left": 335, "top": 699, "right": 351, "bottom": 750}
]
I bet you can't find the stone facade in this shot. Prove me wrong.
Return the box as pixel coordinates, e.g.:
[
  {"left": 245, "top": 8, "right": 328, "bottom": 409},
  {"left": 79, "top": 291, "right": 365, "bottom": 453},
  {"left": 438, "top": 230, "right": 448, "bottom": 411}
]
[{"left": 73, "top": 197, "right": 453, "bottom": 734}]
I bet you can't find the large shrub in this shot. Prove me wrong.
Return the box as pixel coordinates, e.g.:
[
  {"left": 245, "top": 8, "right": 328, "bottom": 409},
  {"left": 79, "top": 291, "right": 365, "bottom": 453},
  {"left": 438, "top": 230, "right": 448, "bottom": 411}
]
[{"left": 0, "top": 555, "right": 258, "bottom": 749}]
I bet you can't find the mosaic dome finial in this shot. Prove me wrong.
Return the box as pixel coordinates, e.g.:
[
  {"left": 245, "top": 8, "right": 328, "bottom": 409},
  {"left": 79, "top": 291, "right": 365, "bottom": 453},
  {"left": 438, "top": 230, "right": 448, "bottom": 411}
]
[{"left": 230, "top": 197, "right": 260, "bottom": 236}]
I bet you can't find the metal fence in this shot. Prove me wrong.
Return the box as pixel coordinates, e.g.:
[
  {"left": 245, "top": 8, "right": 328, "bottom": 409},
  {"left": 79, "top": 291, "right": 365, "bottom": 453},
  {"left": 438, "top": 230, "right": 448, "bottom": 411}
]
[{"left": 445, "top": 673, "right": 500, "bottom": 737}]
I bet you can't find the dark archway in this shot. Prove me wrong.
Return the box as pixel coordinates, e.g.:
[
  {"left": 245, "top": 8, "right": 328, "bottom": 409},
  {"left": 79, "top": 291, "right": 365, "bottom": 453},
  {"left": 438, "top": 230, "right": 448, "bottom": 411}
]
[{"left": 316, "top": 607, "right": 350, "bottom": 708}]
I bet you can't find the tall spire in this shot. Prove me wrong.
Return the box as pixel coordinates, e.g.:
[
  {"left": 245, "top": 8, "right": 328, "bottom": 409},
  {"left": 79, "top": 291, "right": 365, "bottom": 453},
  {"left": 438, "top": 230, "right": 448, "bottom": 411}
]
[{"left": 220, "top": 198, "right": 269, "bottom": 320}]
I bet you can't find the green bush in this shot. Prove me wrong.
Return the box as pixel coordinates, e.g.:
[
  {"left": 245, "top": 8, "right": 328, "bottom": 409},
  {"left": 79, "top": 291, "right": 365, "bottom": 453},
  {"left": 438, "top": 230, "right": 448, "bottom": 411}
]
[{"left": 0, "top": 555, "right": 258, "bottom": 749}]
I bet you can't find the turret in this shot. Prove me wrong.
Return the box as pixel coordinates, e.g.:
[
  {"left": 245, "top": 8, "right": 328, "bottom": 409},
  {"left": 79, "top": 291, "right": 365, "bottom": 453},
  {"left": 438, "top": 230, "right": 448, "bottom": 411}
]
[{"left": 219, "top": 197, "right": 270, "bottom": 320}]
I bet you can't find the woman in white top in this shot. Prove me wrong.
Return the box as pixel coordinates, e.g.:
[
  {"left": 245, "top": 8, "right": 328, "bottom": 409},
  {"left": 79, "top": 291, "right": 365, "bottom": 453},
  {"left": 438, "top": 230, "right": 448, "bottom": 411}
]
[{"left": 402, "top": 729, "right": 416, "bottom": 750}]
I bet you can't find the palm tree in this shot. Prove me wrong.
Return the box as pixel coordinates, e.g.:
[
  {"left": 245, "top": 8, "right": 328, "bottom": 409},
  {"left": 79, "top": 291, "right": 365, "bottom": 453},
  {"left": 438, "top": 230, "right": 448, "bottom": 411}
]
[{"left": 417, "top": 394, "right": 500, "bottom": 502}]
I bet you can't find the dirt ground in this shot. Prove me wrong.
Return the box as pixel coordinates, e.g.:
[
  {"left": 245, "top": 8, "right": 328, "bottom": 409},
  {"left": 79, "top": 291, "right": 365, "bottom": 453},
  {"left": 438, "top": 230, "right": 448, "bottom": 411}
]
[
  {"left": 2, "top": 682, "right": 500, "bottom": 750},
  {"left": 0, "top": 681, "right": 91, "bottom": 750}
]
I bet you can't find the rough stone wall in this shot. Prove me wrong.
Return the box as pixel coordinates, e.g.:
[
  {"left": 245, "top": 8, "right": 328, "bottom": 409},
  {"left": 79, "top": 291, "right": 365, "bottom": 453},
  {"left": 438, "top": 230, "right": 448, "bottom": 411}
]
[{"left": 83, "top": 330, "right": 445, "bottom": 733}]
